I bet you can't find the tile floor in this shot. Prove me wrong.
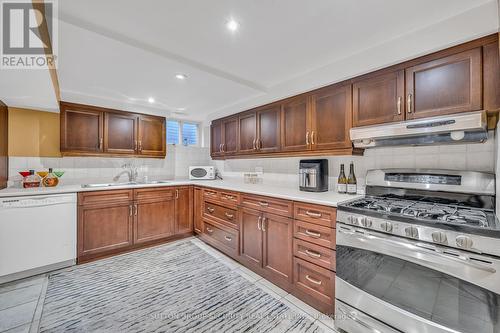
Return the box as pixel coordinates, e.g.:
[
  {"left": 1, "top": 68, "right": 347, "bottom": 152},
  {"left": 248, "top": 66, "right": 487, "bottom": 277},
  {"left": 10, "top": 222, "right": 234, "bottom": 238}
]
[{"left": 0, "top": 237, "right": 339, "bottom": 333}]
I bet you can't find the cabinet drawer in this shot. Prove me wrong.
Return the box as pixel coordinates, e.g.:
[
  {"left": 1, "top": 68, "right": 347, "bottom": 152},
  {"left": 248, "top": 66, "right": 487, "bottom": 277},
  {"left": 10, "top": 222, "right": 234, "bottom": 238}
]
[
  {"left": 293, "top": 238, "right": 336, "bottom": 271},
  {"left": 78, "top": 189, "right": 133, "bottom": 206},
  {"left": 241, "top": 194, "right": 293, "bottom": 217},
  {"left": 294, "top": 220, "right": 335, "bottom": 249},
  {"left": 294, "top": 203, "right": 336, "bottom": 228},
  {"left": 219, "top": 190, "right": 240, "bottom": 206},
  {"left": 134, "top": 187, "right": 175, "bottom": 202},
  {"left": 203, "top": 220, "right": 238, "bottom": 254},
  {"left": 203, "top": 201, "right": 238, "bottom": 229},
  {"left": 294, "top": 257, "right": 335, "bottom": 307},
  {"left": 203, "top": 188, "right": 220, "bottom": 201}
]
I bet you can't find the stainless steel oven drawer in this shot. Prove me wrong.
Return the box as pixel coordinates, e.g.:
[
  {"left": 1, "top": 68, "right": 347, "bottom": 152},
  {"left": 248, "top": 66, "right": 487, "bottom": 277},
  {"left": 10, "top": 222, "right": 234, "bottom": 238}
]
[{"left": 335, "top": 299, "right": 401, "bottom": 333}]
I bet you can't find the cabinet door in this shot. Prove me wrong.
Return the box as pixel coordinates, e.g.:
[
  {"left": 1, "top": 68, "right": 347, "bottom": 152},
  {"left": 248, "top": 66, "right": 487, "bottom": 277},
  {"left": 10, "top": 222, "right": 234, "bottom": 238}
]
[
  {"left": 222, "top": 117, "right": 238, "bottom": 155},
  {"left": 257, "top": 104, "right": 281, "bottom": 153},
  {"left": 311, "top": 84, "right": 352, "bottom": 150},
  {"left": 193, "top": 187, "right": 203, "bottom": 234},
  {"left": 352, "top": 70, "right": 405, "bottom": 127},
  {"left": 138, "top": 115, "right": 166, "bottom": 157},
  {"left": 134, "top": 197, "right": 175, "bottom": 244},
  {"left": 281, "top": 96, "right": 311, "bottom": 151},
  {"left": 262, "top": 213, "right": 293, "bottom": 283},
  {"left": 238, "top": 111, "right": 257, "bottom": 154},
  {"left": 239, "top": 208, "right": 263, "bottom": 269},
  {"left": 210, "top": 120, "right": 223, "bottom": 157},
  {"left": 405, "top": 48, "right": 482, "bottom": 120},
  {"left": 175, "top": 187, "right": 193, "bottom": 234},
  {"left": 104, "top": 112, "right": 138, "bottom": 154},
  {"left": 61, "top": 106, "right": 103, "bottom": 152},
  {"left": 78, "top": 203, "right": 133, "bottom": 258}
]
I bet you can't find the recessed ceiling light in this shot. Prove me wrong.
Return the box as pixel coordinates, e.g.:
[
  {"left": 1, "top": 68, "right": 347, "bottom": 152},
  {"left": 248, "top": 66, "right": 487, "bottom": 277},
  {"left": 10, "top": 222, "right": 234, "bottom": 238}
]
[
  {"left": 226, "top": 19, "right": 239, "bottom": 32},
  {"left": 175, "top": 73, "right": 187, "bottom": 80},
  {"left": 148, "top": 97, "right": 155, "bottom": 103},
  {"left": 176, "top": 107, "right": 186, "bottom": 111}
]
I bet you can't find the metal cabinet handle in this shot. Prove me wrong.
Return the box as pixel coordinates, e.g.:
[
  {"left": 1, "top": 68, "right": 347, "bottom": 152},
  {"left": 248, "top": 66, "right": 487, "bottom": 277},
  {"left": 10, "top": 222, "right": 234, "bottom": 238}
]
[
  {"left": 305, "top": 210, "right": 322, "bottom": 218},
  {"left": 305, "top": 275, "right": 322, "bottom": 285},
  {"left": 99, "top": 137, "right": 103, "bottom": 150},
  {"left": 175, "top": 189, "right": 179, "bottom": 199},
  {"left": 253, "top": 139, "right": 257, "bottom": 150},
  {"left": 257, "top": 216, "right": 262, "bottom": 230},
  {"left": 397, "top": 96, "right": 402, "bottom": 115},
  {"left": 224, "top": 236, "right": 232, "bottom": 242},
  {"left": 206, "top": 227, "right": 213, "bottom": 233},
  {"left": 224, "top": 212, "right": 234, "bottom": 219},
  {"left": 407, "top": 94, "right": 412, "bottom": 113},
  {"left": 138, "top": 140, "right": 142, "bottom": 152},
  {"left": 129, "top": 204, "right": 133, "bottom": 217},
  {"left": 305, "top": 131, "right": 310, "bottom": 145},
  {"left": 134, "top": 204, "right": 138, "bottom": 216},
  {"left": 257, "top": 139, "right": 261, "bottom": 150},
  {"left": 207, "top": 207, "right": 215, "bottom": 213},
  {"left": 134, "top": 140, "right": 138, "bottom": 151},
  {"left": 305, "top": 249, "right": 321, "bottom": 258},
  {"left": 262, "top": 217, "right": 267, "bottom": 232},
  {"left": 221, "top": 143, "right": 225, "bottom": 152},
  {"left": 259, "top": 201, "right": 269, "bottom": 207},
  {"left": 311, "top": 131, "right": 315, "bottom": 145},
  {"left": 224, "top": 195, "right": 234, "bottom": 200},
  {"left": 219, "top": 144, "right": 223, "bottom": 152},
  {"left": 205, "top": 191, "right": 216, "bottom": 196},
  {"left": 305, "top": 230, "right": 321, "bottom": 238}
]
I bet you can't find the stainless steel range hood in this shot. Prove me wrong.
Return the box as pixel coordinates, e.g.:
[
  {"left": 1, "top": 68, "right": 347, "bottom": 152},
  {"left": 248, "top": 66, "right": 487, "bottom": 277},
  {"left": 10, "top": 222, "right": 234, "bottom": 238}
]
[{"left": 350, "top": 111, "right": 488, "bottom": 148}]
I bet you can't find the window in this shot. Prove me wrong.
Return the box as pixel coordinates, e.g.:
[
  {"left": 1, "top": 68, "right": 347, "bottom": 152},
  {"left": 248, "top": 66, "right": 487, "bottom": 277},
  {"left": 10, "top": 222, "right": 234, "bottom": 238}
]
[
  {"left": 166, "top": 120, "right": 200, "bottom": 146},
  {"left": 166, "top": 120, "right": 179, "bottom": 144},
  {"left": 182, "top": 122, "right": 198, "bottom": 145}
]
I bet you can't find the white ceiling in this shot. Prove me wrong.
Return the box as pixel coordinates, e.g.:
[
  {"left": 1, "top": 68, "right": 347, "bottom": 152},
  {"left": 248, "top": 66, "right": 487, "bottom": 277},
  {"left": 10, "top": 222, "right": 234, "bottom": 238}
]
[{"left": 1, "top": 0, "right": 498, "bottom": 121}]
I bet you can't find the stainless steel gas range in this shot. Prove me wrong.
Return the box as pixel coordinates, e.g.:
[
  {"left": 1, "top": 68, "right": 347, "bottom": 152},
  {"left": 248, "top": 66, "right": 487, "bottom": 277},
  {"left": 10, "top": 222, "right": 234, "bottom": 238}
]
[{"left": 334, "top": 169, "right": 499, "bottom": 333}]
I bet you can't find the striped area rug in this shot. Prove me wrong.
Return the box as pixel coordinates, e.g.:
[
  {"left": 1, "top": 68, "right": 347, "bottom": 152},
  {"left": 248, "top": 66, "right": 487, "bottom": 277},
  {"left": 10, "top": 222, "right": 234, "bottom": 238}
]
[{"left": 39, "top": 240, "right": 323, "bottom": 332}]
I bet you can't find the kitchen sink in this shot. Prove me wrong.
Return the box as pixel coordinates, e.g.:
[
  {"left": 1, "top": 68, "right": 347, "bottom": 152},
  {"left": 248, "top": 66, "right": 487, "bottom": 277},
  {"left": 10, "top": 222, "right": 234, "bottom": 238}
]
[{"left": 81, "top": 180, "right": 170, "bottom": 188}]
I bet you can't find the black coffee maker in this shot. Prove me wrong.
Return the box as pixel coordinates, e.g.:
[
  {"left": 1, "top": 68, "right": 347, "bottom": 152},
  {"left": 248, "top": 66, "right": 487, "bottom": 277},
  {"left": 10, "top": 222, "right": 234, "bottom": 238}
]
[{"left": 299, "top": 159, "right": 328, "bottom": 192}]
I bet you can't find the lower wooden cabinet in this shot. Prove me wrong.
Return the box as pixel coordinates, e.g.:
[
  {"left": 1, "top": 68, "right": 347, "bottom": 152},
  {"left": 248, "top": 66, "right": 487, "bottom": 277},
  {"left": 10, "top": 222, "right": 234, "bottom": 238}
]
[
  {"left": 203, "top": 219, "right": 239, "bottom": 257},
  {"left": 239, "top": 208, "right": 263, "bottom": 269},
  {"left": 293, "top": 257, "right": 335, "bottom": 310},
  {"left": 78, "top": 186, "right": 194, "bottom": 263},
  {"left": 193, "top": 187, "right": 203, "bottom": 234}
]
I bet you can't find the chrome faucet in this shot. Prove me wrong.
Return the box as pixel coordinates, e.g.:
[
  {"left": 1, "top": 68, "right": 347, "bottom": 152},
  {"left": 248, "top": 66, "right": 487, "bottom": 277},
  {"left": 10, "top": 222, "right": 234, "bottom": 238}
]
[{"left": 113, "top": 163, "right": 139, "bottom": 183}]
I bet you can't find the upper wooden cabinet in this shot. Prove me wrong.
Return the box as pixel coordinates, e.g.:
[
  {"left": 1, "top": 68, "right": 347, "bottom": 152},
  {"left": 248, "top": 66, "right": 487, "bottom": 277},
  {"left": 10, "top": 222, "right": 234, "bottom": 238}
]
[
  {"left": 60, "top": 102, "right": 166, "bottom": 158},
  {"left": 238, "top": 111, "right": 256, "bottom": 154},
  {"left": 210, "top": 120, "right": 223, "bottom": 157},
  {"left": 281, "top": 95, "right": 311, "bottom": 152},
  {"left": 222, "top": 117, "right": 238, "bottom": 155},
  {"left": 61, "top": 104, "right": 104, "bottom": 153},
  {"left": 405, "top": 47, "right": 482, "bottom": 120},
  {"left": 311, "top": 84, "right": 352, "bottom": 150},
  {"left": 257, "top": 104, "right": 281, "bottom": 153},
  {"left": 352, "top": 70, "right": 405, "bottom": 127}
]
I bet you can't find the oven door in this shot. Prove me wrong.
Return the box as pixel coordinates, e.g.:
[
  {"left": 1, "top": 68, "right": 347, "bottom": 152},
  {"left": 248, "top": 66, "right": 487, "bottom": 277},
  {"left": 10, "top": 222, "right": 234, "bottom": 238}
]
[{"left": 335, "top": 223, "right": 500, "bottom": 333}]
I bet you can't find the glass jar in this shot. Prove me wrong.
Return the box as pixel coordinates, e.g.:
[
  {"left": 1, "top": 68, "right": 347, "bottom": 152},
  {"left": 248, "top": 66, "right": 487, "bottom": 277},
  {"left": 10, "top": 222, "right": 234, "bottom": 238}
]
[
  {"left": 23, "top": 170, "right": 41, "bottom": 188},
  {"left": 42, "top": 168, "right": 59, "bottom": 187}
]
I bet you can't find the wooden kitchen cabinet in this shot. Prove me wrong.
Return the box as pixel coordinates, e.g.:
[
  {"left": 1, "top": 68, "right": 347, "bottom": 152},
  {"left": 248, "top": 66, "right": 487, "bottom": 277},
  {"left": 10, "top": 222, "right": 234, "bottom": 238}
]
[
  {"left": 175, "top": 186, "right": 193, "bottom": 234},
  {"left": 210, "top": 120, "right": 223, "bottom": 157},
  {"left": 222, "top": 117, "right": 238, "bottom": 155},
  {"left": 405, "top": 47, "right": 482, "bottom": 120},
  {"left": 0, "top": 100, "right": 7, "bottom": 190},
  {"left": 281, "top": 95, "right": 311, "bottom": 152},
  {"left": 104, "top": 112, "right": 137, "bottom": 154},
  {"left": 352, "top": 70, "right": 405, "bottom": 127},
  {"left": 262, "top": 213, "right": 293, "bottom": 283},
  {"left": 60, "top": 102, "right": 166, "bottom": 158},
  {"left": 138, "top": 115, "right": 166, "bottom": 156},
  {"left": 193, "top": 187, "right": 203, "bottom": 234},
  {"left": 238, "top": 111, "right": 257, "bottom": 154},
  {"left": 61, "top": 103, "right": 104, "bottom": 153},
  {"left": 256, "top": 104, "right": 281, "bottom": 153},
  {"left": 239, "top": 208, "right": 263, "bottom": 269},
  {"left": 310, "top": 84, "right": 352, "bottom": 150},
  {"left": 134, "top": 188, "right": 175, "bottom": 245}
]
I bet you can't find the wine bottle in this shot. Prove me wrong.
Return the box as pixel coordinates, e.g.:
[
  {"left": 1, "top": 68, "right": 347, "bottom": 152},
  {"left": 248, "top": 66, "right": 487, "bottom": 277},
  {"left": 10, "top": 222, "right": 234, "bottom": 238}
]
[
  {"left": 337, "top": 164, "right": 347, "bottom": 193},
  {"left": 347, "top": 162, "right": 357, "bottom": 195}
]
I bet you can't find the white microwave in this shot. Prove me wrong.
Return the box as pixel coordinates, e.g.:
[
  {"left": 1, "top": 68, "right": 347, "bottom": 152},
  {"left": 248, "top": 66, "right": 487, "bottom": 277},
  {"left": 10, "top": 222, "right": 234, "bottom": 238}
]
[{"left": 189, "top": 166, "right": 216, "bottom": 180}]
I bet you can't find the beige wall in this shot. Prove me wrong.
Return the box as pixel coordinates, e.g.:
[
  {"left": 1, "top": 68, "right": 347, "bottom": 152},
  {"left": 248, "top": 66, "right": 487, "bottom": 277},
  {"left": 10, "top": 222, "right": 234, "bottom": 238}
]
[{"left": 8, "top": 107, "right": 61, "bottom": 157}]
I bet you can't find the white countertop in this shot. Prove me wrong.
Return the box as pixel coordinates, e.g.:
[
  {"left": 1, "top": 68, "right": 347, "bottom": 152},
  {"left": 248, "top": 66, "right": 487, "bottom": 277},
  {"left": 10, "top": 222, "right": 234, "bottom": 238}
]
[{"left": 0, "top": 179, "right": 362, "bottom": 207}]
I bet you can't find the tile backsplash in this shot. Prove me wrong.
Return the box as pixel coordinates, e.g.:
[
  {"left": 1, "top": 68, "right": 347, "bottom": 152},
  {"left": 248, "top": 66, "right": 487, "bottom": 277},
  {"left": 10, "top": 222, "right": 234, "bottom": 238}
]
[
  {"left": 8, "top": 145, "right": 210, "bottom": 187},
  {"left": 212, "top": 131, "right": 496, "bottom": 191}
]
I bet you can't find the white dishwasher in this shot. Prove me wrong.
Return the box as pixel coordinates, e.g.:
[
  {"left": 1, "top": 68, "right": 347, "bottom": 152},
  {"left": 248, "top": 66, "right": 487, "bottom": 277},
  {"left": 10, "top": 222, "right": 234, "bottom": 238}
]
[{"left": 0, "top": 193, "right": 77, "bottom": 284}]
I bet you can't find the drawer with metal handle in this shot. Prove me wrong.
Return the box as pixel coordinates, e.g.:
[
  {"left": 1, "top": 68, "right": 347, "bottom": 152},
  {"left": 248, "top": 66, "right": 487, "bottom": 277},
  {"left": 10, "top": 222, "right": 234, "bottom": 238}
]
[
  {"left": 241, "top": 194, "right": 293, "bottom": 217},
  {"left": 203, "top": 188, "right": 220, "bottom": 201},
  {"left": 294, "top": 202, "right": 336, "bottom": 228},
  {"left": 293, "top": 257, "right": 335, "bottom": 307},
  {"left": 293, "top": 238, "right": 336, "bottom": 271},
  {"left": 203, "top": 220, "right": 238, "bottom": 253},
  {"left": 219, "top": 191, "right": 240, "bottom": 206},
  {"left": 203, "top": 201, "right": 238, "bottom": 229},
  {"left": 294, "top": 220, "right": 336, "bottom": 249}
]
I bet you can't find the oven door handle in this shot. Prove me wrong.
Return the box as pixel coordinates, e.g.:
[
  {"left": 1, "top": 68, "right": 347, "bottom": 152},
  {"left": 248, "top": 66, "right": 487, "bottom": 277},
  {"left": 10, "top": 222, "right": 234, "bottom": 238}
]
[{"left": 338, "top": 228, "right": 497, "bottom": 274}]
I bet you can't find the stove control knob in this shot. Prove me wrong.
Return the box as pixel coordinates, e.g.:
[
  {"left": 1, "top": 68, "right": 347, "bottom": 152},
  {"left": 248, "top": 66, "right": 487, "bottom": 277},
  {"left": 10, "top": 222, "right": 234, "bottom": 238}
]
[
  {"left": 405, "top": 226, "right": 419, "bottom": 239},
  {"left": 356, "top": 216, "right": 365, "bottom": 226},
  {"left": 347, "top": 216, "right": 355, "bottom": 224},
  {"left": 431, "top": 231, "right": 448, "bottom": 244},
  {"left": 380, "top": 222, "right": 393, "bottom": 233},
  {"left": 456, "top": 235, "right": 473, "bottom": 249},
  {"left": 361, "top": 218, "right": 372, "bottom": 228}
]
